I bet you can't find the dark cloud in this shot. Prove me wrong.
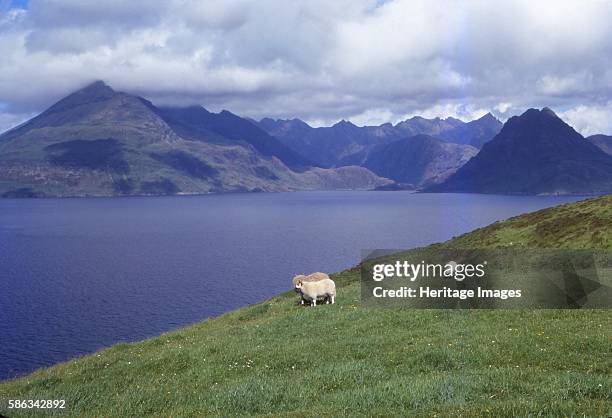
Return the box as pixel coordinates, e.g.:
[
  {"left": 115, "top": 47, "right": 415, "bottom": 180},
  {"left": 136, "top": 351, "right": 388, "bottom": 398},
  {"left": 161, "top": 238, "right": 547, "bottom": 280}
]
[{"left": 1, "top": 0, "right": 612, "bottom": 133}]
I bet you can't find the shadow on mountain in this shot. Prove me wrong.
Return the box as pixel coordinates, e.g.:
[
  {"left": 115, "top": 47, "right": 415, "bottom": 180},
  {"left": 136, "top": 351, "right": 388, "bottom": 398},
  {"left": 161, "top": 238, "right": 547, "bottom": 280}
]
[
  {"left": 141, "top": 178, "right": 180, "bottom": 195},
  {"left": 253, "top": 166, "right": 279, "bottom": 180},
  {"left": 112, "top": 178, "right": 135, "bottom": 195},
  {"left": 45, "top": 139, "right": 129, "bottom": 173},
  {"left": 150, "top": 150, "right": 218, "bottom": 179}
]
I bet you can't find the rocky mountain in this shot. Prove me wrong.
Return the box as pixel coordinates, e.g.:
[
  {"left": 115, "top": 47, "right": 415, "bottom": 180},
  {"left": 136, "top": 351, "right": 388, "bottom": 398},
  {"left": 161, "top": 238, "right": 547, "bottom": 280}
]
[
  {"left": 0, "top": 82, "right": 390, "bottom": 197},
  {"left": 429, "top": 108, "right": 612, "bottom": 195},
  {"left": 256, "top": 119, "right": 402, "bottom": 168},
  {"left": 363, "top": 134, "right": 478, "bottom": 187},
  {"left": 437, "top": 112, "right": 502, "bottom": 148},
  {"left": 257, "top": 113, "right": 501, "bottom": 169},
  {"left": 394, "top": 116, "right": 464, "bottom": 138},
  {"left": 587, "top": 134, "right": 612, "bottom": 156},
  {"left": 258, "top": 117, "right": 313, "bottom": 143}
]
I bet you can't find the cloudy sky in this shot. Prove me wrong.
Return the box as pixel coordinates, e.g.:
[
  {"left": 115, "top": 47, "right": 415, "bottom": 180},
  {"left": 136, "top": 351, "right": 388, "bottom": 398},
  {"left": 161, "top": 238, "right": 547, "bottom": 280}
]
[{"left": 1, "top": 0, "right": 612, "bottom": 134}]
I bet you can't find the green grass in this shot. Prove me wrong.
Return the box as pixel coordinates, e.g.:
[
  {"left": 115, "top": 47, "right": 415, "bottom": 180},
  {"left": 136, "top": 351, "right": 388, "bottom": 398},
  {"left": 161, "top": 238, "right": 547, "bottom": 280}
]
[
  {"left": 443, "top": 194, "right": 612, "bottom": 250},
  {"left": 1, "top": 196, "right": 611, "bottom": 417}
]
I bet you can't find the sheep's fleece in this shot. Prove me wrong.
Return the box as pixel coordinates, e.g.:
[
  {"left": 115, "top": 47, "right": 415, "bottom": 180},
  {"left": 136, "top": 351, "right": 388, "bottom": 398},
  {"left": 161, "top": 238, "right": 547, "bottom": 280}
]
[
  {"left": 292, "top": 272, "right": 329, "bottom": 287},
  {"left": 296, "top": 278, "right": 336, "bottom": 306}
]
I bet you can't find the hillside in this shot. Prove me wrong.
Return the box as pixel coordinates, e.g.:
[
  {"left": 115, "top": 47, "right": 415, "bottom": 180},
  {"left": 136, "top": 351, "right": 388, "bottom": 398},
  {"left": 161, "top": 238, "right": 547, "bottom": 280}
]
[
  {"left": 156, "top": 106, "right": 313, "bottom": 171},
  {"left": 0, "top": 82, "right": 390, "bottom": 197},
  {"left": 588, "top": 134, "right": 612, "bottom": 156},
  {"left": 430, "top": 108, "right": 612, "bottom": 195},
  {"left": 363, "top": 134, "right": 477, "bottom": 186},
  {"left": 1, "top": 195, "right": 610, "bottom": 417}
]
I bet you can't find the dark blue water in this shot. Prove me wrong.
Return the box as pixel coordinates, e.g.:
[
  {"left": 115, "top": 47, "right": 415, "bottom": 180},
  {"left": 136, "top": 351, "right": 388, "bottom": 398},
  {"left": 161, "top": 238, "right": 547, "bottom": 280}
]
[{"left": 0, "top": 191, "right": 582, "bottom": 380}]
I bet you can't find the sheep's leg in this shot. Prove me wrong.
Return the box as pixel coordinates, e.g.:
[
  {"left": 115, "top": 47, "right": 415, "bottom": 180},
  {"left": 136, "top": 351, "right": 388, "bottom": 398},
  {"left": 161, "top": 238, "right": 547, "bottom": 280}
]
[
  {"left": 331, "top": 295, "right": 335, "bottom": 304},
  {"left": 312, "top": 298, "right": 317, "bottom": 307},
  {"left": 326, "top": 295, "right": 330, "bottom": 304},
  {"left": 301, "top": 299, "right": 304, "bottom": 305}
]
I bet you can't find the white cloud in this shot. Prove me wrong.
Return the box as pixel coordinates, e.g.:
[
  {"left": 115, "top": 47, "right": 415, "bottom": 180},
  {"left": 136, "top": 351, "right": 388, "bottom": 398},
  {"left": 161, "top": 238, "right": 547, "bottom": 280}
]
[
  {"left": 536, "top": 72, "right": 596, "bottom": 97},
  {"left": 559, "top": 103, "right": 612, "bottom": 136},
  {"left": 494, "top": 103, "right": 512, "bottom": 114},
  {"left": 348, "top": 108, "right": 394, "bottom": 126},
  {"left": 0, "top": 110, "right": 32, "bottom": 133},
  {"left": 0, "top": 0, "right": 611, "bottom": 131}
]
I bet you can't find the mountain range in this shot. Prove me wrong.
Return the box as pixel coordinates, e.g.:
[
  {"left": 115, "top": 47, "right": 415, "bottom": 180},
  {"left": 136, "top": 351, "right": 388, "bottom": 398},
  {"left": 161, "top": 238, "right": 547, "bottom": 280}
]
[
  {"left": 1, "top": 82, "right": 610, "bottom": 197},
  {"left": 257, "top": 112, "right": 502, "bottom": 168},
  {"left": 0, "top": 82, "right": 390, "bottom": 197},
  {"left": 429, "top": 108, "right": 612, "bottom": 195}
]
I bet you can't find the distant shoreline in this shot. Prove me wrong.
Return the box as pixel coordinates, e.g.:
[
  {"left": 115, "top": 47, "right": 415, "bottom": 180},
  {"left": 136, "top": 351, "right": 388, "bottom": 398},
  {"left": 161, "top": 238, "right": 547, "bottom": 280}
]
[{"left": 1, "top": 190, "right": 605, "bottom": 200}]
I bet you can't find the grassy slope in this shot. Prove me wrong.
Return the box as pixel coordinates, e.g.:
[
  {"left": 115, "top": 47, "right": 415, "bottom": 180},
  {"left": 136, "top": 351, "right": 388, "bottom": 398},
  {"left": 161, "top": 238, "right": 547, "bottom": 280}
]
[{"left": 1, "top": 196, "right": 611, "bottom": 417}]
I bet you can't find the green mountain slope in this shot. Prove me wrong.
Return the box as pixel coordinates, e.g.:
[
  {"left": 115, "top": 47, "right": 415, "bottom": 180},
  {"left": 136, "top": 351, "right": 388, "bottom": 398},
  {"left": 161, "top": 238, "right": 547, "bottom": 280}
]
[
  {"left": 0, "top": 82, "right": 390, "bottom": 197},
  {"left": 1, "top": 196, "right": 611, "bottom": 417}
]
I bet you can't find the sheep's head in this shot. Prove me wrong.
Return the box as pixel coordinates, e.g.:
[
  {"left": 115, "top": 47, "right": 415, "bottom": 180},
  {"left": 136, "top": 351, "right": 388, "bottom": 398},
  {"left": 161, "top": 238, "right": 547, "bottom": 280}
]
[
  {"left": 292, "top": 275, "right": 306, "bottom": 291},
  {"left": 295, "top": 280, "right": 304, "bottom": 290}
]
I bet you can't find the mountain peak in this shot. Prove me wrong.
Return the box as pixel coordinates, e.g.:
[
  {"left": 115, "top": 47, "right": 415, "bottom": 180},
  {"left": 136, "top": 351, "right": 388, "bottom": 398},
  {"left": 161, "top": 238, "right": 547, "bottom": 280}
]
[
  {"left": 521, "top": 107, "right": 559, "bottom": 120},
  {"left": 333, "top": 119, "right": 356, "bottom": 128},
  {"left": 23, "top": 80, "right": 119, "bottom": 121},
  {"left": 500, "top": 107, "right": 578, "bottom": 144},
  {"left": 77, "top": 80, "right": 115, "bottom": 97},
  {"left": 541, "top": 107, "right": 558, "bottom": 118},
  {"left": 85, "top": 79, "right": 112, "bottom": 89},
  {"left": 479, "top": 112, "right": 498, "bottom": 121}
]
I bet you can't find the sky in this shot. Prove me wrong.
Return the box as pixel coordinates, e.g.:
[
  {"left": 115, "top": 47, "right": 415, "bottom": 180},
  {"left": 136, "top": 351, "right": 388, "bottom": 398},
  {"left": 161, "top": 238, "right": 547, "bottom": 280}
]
[{"left": 1, "top": 0, "right": 612, "bottom": 134}]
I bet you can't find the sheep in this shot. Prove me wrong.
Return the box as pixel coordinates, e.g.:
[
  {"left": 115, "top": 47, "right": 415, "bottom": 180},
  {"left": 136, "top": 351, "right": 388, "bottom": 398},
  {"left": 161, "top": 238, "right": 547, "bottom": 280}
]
[
  {"left": 291, "top": 272, "right": 329, "bottom": 287},
  {"left": 292, "top": 272, "right": 330, "bottom": 305},
  {"left": 295, "top": 278, "right": 336, "bottom": 307}
]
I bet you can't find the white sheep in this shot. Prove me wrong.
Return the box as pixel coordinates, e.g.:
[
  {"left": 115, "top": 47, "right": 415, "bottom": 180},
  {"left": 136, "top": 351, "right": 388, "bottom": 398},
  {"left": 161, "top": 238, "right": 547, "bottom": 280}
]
[
  {"left": 295, "top": 278, "right": 336, "bottom": 307},
  {"left": 292, "top": 272, "right": 330, "bottom": 305},
  {"left": 292, "top": 272, "right": 329, "bottom": 287}
]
